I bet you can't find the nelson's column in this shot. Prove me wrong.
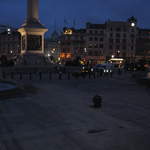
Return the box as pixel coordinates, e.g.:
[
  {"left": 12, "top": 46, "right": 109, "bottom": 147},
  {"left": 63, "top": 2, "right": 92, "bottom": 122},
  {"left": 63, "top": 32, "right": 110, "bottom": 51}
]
[{"left": 18, "top": 0, "right": 48, "bottom": 65}]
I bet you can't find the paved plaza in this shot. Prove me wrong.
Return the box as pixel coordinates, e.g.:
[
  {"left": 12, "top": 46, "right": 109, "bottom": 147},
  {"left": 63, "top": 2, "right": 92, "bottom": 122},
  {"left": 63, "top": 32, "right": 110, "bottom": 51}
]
[{"left": 0, "top": 74, "right": 150, "bottom": 150}]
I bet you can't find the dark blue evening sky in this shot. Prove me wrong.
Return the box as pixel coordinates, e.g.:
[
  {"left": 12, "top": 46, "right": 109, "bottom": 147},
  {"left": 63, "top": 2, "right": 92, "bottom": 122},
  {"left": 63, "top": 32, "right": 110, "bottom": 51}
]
[{"left": 0, "top": 0, "right": 149, "bottom": 36}]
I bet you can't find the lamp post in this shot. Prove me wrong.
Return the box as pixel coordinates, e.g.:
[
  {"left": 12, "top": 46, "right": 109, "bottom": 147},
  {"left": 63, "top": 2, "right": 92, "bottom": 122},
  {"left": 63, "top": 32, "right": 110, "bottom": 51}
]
[
  {"left": 116, "top": 50, "right": 120, "bottom": 57},
  {"left": 111, "top": 55, "right": 115, "bottom": 58},
  {"left": 84, "top": 48, "right": 87, "bottom": 64}
]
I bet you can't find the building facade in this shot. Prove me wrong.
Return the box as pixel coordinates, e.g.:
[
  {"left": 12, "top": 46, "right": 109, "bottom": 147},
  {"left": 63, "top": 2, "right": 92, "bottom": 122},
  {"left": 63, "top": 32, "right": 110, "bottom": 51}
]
[
  {"left": 0, "top": 28, "right": 21, "bottom": 59},
  {"left": 45, "top": 31, "right": 61, "bottom": 63},
  {"left": 86, "top": 16, "right": 137, "bottom": 64},
  {"left": 0, "top": 25, "right": 11, "bottom": 33},
  {"left": 60, "top": 17, "right": 138, "bottom": 64},
  {"left": 136, "top": 29, "right": 150, "bottom": 61},
  {"left": 60, "top": 28, "right": 86, "bottom": 63},
  {"left": 85, "top": 23, "right": 106, "bottom": 64}
]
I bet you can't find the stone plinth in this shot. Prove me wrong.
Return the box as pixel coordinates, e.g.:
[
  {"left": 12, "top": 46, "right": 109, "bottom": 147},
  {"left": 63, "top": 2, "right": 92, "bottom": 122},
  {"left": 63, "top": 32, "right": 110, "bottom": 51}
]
[
  {"left": 17, "top": 0, "right": 49, "bottom": 66},
  {"left": 16, "top": 52, "right": 50, "bottom": 66}
]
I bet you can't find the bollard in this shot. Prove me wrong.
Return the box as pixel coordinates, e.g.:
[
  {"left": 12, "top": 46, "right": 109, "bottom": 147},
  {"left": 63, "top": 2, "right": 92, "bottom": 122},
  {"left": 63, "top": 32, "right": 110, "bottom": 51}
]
[
  {"left": 93, "top": 72, "right": 96, "bottom": 79},
  {"left": 29, "top": 72, "right": 32, "bottom": 80},
  {"left": 58, "top": 72, "right": 62, "bottom": 80},
  {"left": 89, "top": 72, "right": 91, "bottom": 79},
  {"left": 110, "top": 70, "right": 113, "bottom": 78},
  {"left": 92, "top": 95, "right": 102, "bottom": 108},
  {"left": 49, "top": 72, "right": 52, "bottom": 80},
  {"left": 118, "top": 69, "right": 122, "bottom": 76},
  {"left": 11, "top": 72, "right": 14, "bottom": 80},
  {"left": 39, "top": 72, "right": 42, "bottom": 80},
  {"left": 2, "top": 72, "right": 6, "bottom": 79},
  {"left": 67, "top": 72, "right": 70, "bottom": 80},
  {"left": 100, "top": 69, "right": 103, "bottom": 77},
  {"left": 97, "top": 72, "right": 99, "bottom": 78},
  {"left": 19, "top": 72, "right": 23, "bottom": 80}
]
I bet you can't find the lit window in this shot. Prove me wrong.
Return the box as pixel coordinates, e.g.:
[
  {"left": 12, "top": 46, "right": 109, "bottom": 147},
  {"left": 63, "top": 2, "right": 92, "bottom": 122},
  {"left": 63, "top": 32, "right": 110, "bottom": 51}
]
[{"left": 64, "top": 29, "right": 73, "bottom": 35}]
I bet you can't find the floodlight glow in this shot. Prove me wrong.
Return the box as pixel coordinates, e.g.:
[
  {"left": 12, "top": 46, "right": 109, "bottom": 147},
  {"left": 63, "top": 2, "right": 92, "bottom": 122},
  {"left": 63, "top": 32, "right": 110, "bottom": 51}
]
[
  {"left": 131, "top": 23, "right": 135, "bottom": 27},
  {"left": 111, "top": 55, "right": 115, "bottom": 58}
]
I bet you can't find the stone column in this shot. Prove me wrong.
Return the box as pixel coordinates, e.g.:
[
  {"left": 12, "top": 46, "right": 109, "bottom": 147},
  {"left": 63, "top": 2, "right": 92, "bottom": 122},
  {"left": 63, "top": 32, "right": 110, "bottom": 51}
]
[
  {"left": 27, "top": 0, "right": 39, "bottom": 21},
  {"left": 17, "top": 0, "right": 48, "bottom": 65}
]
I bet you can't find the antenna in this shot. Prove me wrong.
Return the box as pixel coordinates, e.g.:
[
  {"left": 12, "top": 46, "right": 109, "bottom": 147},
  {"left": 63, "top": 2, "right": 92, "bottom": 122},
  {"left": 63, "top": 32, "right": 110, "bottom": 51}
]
[
  {"left": 64, "top": 18, "right": 68, "bottom": 27},
  {"left": 73, "top": 19, "right": 76, "bottom": 28},
  {"left": 54, "top": 19, "right": 57, "bottom": 31}
]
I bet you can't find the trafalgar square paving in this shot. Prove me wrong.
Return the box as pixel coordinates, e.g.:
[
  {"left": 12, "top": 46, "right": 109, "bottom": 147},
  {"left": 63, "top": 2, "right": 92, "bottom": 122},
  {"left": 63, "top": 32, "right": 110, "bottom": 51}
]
[{"left": 0, "top": 72, "right": 150, "bottom": 150}]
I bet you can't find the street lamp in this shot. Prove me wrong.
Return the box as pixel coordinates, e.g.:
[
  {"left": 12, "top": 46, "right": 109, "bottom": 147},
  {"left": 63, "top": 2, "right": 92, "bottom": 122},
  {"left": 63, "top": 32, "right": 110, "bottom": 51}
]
[
  {"left": 84, "top": 48, "right": 87, "bottom": 65},
  {"left": 131, "top": 22, "right": 135, "bottom": 27},
  {"left": 111, "top": 55, "right": 115, "bottom": 58},
  {"left": 116, "top": 50, "right": 120, "bottom": 57},
  {"left": 117, "top": 50, "right": 120, "bottom": 54},
  {"left": 84, "top": 48, "right": 87, "bottom": 53}
]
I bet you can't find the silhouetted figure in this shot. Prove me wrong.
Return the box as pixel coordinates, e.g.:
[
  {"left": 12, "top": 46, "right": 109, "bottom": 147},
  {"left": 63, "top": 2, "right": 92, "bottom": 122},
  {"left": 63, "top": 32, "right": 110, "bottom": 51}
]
[
  {"left": 11, "top": 72, "right": 14, "bottom": 79},
  {"left": 2, "top": 72, "right": 6, "bottom": 79},
  {"left": 68, "top": 72, "right": 70, "bottom": 80},
  {"left": 39, "top": 72, "right": 42, "bottom": 80},
  {"left": 92, "top": 95, "right": 102, "bottom": 108},
  {"left": 100, "top": 69, "right": 103, "bottom": 77},
  {"left": 88, "top": 72, "right": 91, "bottom": 79},
  {"left": 118, "top": 68, "right": 122, "bottom": 75},
  {"left": 19, "top": 72, "right": 23, "bottom": 80},
  {"left": 58, "top": 72, "right": 62, "bottom": 80},
  {"left": 29, "top": 72, "right": 32, "bottom": 80},
  {"left": 49, "top": 72, "right": 52, "bottom": 80},
  {"left": 110, "top": 70, "right": 113, "bottom": 78}
]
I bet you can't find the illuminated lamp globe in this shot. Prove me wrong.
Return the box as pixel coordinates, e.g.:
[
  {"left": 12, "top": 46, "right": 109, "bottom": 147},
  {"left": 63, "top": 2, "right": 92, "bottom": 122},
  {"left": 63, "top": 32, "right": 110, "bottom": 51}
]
[{"left": 131, "top": 22, "right": 135, "bottom": 27}]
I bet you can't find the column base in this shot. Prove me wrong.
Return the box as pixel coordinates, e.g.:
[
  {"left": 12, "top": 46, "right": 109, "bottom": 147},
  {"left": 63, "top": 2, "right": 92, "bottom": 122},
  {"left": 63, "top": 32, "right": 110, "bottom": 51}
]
[{"left": 16, "top": 52, "right": 50, "bottom": 66}]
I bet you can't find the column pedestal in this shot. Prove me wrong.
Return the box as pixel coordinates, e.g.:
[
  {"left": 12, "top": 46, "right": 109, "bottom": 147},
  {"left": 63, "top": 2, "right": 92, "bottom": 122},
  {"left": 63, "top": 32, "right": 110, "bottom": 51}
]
[{"left": 17, "top": 0, "right": 49, "bottom": 66}]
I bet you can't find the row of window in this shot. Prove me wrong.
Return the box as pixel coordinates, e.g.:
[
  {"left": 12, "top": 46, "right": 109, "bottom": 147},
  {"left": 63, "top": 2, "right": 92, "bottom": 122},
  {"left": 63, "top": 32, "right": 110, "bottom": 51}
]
[
  {"left": 88, "top": 50, "right": 102, "bottom": 56},
  {"left": 109, "top": 27, "right": 127, "bottom": 32},
  {"left": 88, "top": 44, "right": 104, "bottom": 48},
  {"left": 61, "top": 42, "right": 85, "bottom": 46},
  {"left": 88, "top": 28, "right": 136, "bottom": 35},
  {"left": 88, "top": 34, "right": 135, "bottom": 41},
  {"left": 0, "top": 37, "right": 19, "bottom": 41},
  {"left": 87, "top": 44, "right": 134, "bottom": 50},
  {"left": 108, "top": 27, "right": 135, "bottom": 32},
  {"left": 62, "top": 33, "right": 136, "bottom": 42},
  {"left": 109, "top": 45, "right": 134, "bottom": 50},
  {"left": 109, "top": 38, "right": 135, "bottom": 43},
  {"left": 109, "top": 33, "right": 135, "bottom": 38},
  {"left": 63, "top": 36, "right": 84, "bottom": 41},
  {"left": 89, "top": 37, "right": 104, "bottom": 41},
  {"left": 0, "top": 44, "right": 19, "bottom": 48},
  {"left": 88, "top": 30, "right": 104, "bottom": 35}
]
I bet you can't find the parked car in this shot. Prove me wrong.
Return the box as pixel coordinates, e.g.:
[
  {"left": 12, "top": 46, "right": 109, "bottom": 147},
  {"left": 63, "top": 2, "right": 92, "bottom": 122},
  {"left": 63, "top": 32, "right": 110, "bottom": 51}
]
[
  {"left": 81, "top": 65, "right": 90, "bottom": 73},
  {"left": 93, "top": 63, "right": 113, "bottom": 73}
]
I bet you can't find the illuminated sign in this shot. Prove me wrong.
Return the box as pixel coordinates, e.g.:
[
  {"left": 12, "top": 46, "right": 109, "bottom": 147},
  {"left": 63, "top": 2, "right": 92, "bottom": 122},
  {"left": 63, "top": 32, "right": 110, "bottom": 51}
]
[
  {"left": 110, "top": 58, "right": 124, "bottom": 61},
  {"left": 60, "top": 53, "right": 72, "bottom": 59},
  {"left": 64, "top": 29, "right": 73, "bottom": 35}
]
